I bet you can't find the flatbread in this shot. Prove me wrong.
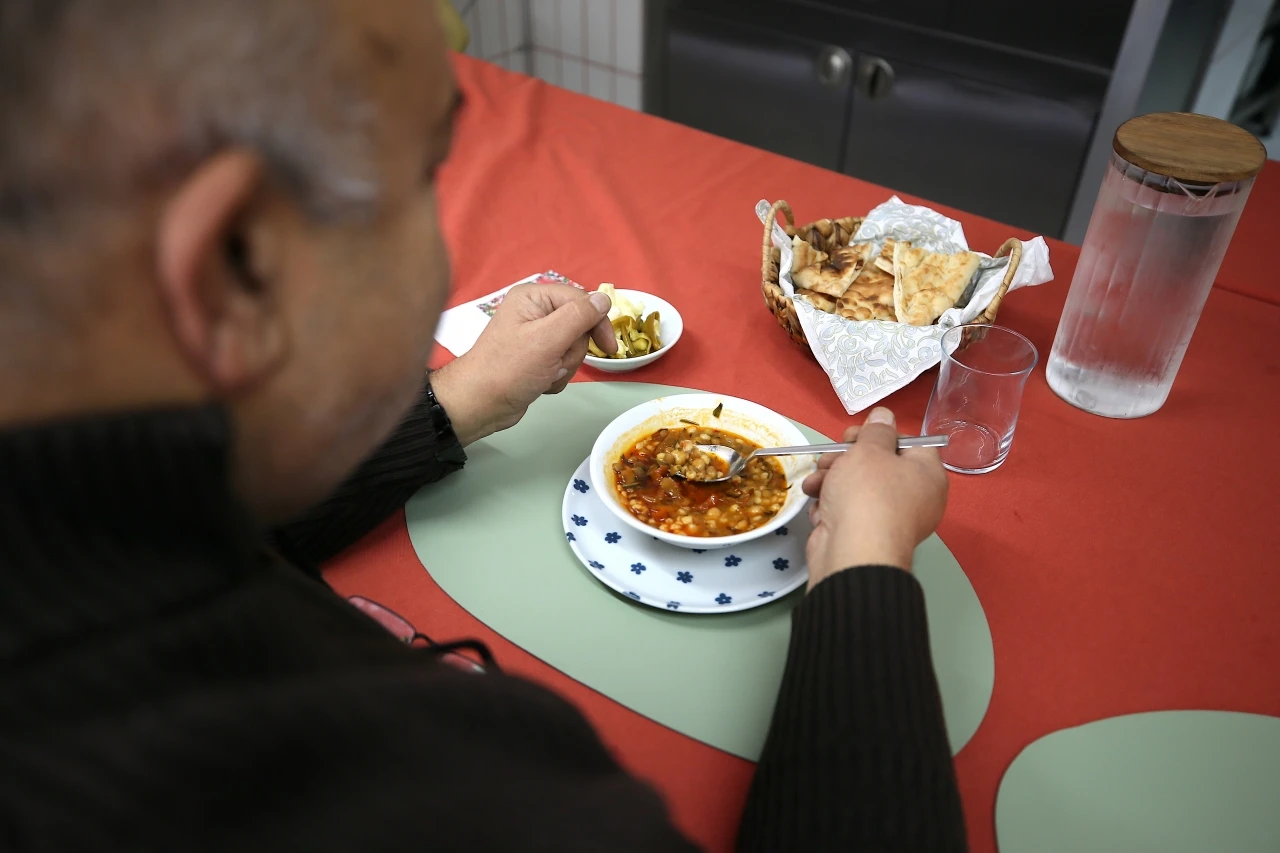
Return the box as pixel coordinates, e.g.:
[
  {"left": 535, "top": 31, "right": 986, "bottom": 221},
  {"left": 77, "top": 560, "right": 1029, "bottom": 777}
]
[
  {"left": 811, "top": 218, "right": 835, "bottom": 236},
  {"left": 892, "top": 243, "right": 981, "bottom": 326},
  {"left": 813, "top": 217, "right": 859, "bottom": 250},
  {"left": 795, "top": 288, "right": 837, "bottom": 313},
  {"left": 873, "top": 238, "right": 906, "bottom": 275},
  {"left": 836, "top": 264, "right": 896, "bottom": 322},
  {"left": 790, "top": 237, "right": 828, "bottom": 275},
  {"left": 793, "top": 243, "right": 873, "bottom": 298}
]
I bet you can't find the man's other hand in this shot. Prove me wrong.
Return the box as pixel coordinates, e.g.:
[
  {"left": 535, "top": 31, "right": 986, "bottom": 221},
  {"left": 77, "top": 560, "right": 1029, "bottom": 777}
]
[{"left": 430, "top": 284, "right": 616, "bottom": 445}]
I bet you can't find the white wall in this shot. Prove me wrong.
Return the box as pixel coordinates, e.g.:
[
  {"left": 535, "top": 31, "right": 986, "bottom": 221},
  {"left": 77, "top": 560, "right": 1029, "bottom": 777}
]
[
  {"left": 457, "top": 0, "right": 531, "bottom": 74},
  {"left": 529, "top": 0, "right": 644, "bottom": 110},
  {"left": 457, "top": 1, "right": 645, "bottom": 111},
  {"left": 1191, "top": 0, "right": 1272, "bottom": 119},
  {"left": 1187, "top": 0, "right": 1279, "bottom": 159}
]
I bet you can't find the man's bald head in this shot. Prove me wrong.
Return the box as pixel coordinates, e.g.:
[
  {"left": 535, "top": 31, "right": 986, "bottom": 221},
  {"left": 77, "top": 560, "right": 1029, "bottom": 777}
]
[{"left": 0, "top": 0, "right": 460, "bottom": 522}]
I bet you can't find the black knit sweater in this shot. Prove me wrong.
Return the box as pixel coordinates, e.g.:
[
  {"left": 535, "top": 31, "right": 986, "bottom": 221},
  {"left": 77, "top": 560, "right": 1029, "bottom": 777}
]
[{"left": 0, "top": 388, "right": 966, "bottom": 851}]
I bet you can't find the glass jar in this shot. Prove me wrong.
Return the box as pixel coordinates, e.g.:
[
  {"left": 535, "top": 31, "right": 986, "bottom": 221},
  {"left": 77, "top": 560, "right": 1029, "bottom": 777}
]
[{"left": 1046, "top": 113, "right": 1265, "bottom": 418}]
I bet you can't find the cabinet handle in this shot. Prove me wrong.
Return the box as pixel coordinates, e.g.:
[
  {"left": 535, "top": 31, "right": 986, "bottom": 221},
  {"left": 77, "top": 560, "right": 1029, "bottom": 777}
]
[
  {"left": 815, "top": 46, "right": 852, "bottom": 88},
  {"left": 857, "top": 56, "right": 895, "bottom": 100}
]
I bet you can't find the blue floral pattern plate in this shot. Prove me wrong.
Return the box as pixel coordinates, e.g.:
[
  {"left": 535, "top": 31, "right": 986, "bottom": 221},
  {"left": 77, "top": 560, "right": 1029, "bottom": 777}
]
[{"left": 562, "top": 457, "right": 809, "bottom": 614}]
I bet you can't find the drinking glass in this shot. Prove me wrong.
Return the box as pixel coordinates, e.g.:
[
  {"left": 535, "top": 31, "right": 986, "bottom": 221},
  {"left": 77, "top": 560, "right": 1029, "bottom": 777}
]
[{"left": 922, "top": 324, "right": 1038, "bottom": 474}]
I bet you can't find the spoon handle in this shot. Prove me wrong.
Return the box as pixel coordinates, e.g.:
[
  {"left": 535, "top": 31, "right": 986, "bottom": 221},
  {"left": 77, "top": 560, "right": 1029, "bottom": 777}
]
[{"left": 752, "top": 435, "right": 949, "bottom": 459}]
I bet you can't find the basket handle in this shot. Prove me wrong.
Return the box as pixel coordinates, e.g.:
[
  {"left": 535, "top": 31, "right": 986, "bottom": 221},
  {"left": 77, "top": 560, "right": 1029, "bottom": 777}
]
[
  {"left": 761, "top": 200, "right": 795, "bottom": 287},
  {"left": 974, "top": 238, "right": 1023, "bottom": 325}
]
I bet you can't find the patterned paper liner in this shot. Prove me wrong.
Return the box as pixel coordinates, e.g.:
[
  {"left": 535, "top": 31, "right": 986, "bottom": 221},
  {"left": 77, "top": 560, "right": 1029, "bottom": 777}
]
[{"left": 475, "top": 270, "right": 578, "bottom": 317}]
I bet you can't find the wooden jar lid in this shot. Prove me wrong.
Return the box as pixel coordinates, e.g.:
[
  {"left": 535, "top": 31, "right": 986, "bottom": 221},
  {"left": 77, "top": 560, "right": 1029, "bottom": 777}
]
[{"left": 1113, "top": 112, "right": 1266, "bottom": 184}]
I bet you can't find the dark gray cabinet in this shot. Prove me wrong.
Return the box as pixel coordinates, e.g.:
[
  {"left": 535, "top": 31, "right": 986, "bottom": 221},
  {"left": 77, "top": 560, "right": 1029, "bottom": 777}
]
[
  {"left": 666, "top": 10, "right": 852, "bottom": 171},
  {"left": 840, "top": 55, "right": 1099, "bottom": 236},
  {"left": 648, "top": 0, "right": 1128, "bottom": 238}
]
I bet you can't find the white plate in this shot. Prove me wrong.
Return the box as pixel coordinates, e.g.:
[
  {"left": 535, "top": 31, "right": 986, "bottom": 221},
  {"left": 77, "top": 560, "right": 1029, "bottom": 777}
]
[
  {"left": 562, "top": 457, "right": 809, "bottom": 613},
  {"left": 583, "top": 289, "right": 683, "bottom": 373}
]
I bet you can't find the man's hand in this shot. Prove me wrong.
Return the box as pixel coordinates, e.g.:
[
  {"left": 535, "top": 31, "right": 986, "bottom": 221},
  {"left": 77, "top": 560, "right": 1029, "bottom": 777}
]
[
  {"left": 802, "top": 407, "right": 948, "bottom": 590},
  {"left": 430, "top": 284, "right": 617, "bottom": 445}
]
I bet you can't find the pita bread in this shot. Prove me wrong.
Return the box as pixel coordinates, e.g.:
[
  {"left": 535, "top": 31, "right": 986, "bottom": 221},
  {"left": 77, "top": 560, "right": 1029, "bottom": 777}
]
[
  {"left": 836, "top": 264, "right": 896, "bottom": 321},
  {"left": 795, "top": 288, "right": 837, "bottom": 313},
  {"left": 793, "top": 243, "right": 873, "bottom": 298},
  {"left": 892, "top": 243, "right": 981, "bottom": 326},
  {"left": 807, "top": 218, "right": 841, "bottom": 243},
  {"left": 790, "top": 237, "right": 828, "bottom": 275},
  {"left": 873, "top": 238, "right": 906, "bottom": 275}
]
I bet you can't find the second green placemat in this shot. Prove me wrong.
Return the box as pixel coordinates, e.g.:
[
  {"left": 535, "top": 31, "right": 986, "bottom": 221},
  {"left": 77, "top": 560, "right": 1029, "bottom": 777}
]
[
  {"left": 406, "top": 381, "right": 993, "bottom": 760},
  {"left": 997, "top": 711, "right": 1280, "bottom": 852}
]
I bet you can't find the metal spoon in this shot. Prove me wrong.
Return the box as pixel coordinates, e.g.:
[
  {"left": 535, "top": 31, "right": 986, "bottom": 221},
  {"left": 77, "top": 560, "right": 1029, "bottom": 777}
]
[{"left": 676, "top": 435, "right": 950, "bottom": 484}]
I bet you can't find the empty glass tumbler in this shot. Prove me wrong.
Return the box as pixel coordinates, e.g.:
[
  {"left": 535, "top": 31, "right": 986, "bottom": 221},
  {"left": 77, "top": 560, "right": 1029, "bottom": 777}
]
[
  {"left": 1047, "top": 113, "right": 1266, "bottom": 418},
  {"left": 922, "top": 324, "right": 1038, "bottom": 474}
]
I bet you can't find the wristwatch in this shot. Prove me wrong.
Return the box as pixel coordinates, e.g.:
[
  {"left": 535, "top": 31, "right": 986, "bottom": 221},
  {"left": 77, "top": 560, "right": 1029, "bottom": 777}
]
[{"left": 424, "top": 372, "right": 468, "bottom": 472}]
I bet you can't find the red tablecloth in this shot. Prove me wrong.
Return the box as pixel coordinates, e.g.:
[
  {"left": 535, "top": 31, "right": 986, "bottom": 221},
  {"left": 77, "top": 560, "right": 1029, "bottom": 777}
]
[
  {"left": 1220, "top": 159, "right": 1280, "bottom": 305},
  {"left": 323, "top": 55, "right": 1280, "bottom": 853}
]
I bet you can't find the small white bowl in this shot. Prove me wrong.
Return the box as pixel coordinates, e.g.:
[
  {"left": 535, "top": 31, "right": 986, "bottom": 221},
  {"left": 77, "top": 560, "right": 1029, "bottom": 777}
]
[
  {"left": 583, "top": 289, "right": 683, "bottom": 373},
  {"left": 589, "top": 394, "right": 812, "bottom": 550}
]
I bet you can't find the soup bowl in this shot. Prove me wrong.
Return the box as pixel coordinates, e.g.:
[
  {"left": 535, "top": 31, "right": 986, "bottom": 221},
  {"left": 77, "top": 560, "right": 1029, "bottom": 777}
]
[{"left": 589, "top": 394, "right": 812, "bottom": 550}]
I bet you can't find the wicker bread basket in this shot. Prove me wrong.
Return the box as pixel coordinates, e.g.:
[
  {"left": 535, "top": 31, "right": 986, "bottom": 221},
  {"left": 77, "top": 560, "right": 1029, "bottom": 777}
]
[{"left": 760, "top": 199, "right": 1025, "bottom": 350}]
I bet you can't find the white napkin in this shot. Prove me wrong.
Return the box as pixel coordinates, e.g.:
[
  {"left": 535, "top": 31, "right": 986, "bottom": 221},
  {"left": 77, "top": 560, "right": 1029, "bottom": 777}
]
[
  {"left": 433, "top": 270, "right": 581, "bottom": 358},
  {"left": 756, "top": 197, "right": 1054, "bottom": 414}
]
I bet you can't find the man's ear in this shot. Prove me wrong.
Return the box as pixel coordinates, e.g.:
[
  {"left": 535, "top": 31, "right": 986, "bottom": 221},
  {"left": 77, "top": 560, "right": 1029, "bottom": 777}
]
[{"left": 156, "top": 149, "right": 289, "bottom": 395}]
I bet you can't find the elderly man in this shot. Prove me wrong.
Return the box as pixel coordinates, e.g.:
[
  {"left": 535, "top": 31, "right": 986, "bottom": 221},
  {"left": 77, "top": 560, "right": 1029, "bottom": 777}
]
[{"left": 0, "top": 0, "right": 964, "bottom": 850}]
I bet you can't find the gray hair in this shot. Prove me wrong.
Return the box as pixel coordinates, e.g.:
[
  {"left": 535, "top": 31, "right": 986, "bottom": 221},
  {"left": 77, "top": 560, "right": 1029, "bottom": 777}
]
[
  {"left": 0, "top": 0, "right": 384, "bottom": 234},
  {"left": 0, "top": 0, "right": 392, "bottom": 355}
]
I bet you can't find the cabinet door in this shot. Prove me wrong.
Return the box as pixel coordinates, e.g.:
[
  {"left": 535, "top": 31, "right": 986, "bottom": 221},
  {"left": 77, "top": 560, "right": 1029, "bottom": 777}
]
[
  {"left": 664, "top": 9, "right": 853, "bottom": 171},
  {"left": 801, "top": 0, "right": 951, "bottom": 29},
  {"left": 843, "top": 56, "right": 1098, "bottom": 237}
]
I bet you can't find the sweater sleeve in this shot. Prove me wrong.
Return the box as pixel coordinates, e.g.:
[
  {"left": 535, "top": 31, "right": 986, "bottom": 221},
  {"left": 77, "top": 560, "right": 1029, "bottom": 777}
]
[
  {"left": 271, "top": 380, "right": 467, "bottom": 567},
  {"left": 736, "top": 565, "right": 967, "bottom": 853}
]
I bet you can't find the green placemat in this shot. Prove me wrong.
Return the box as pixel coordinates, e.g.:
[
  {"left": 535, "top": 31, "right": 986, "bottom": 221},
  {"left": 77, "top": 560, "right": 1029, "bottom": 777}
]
[
  {"left": 406, "top": 382, "right": 993, "bottom": 760},
  {"left": 997, "top": 710, "right": 1280, "bottom": 852}
]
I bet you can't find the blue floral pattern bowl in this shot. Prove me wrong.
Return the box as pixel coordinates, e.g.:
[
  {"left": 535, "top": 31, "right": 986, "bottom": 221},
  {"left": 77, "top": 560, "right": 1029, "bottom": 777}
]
[{"left": 563, "top": 457, "right": 809, "bottom": 614}]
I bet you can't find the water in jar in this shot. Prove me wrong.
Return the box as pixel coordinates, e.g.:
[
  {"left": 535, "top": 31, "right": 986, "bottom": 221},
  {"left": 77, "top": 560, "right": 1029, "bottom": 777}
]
[{"left": 1047, "top": 156, "right": 1252, "bottom": 418}]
